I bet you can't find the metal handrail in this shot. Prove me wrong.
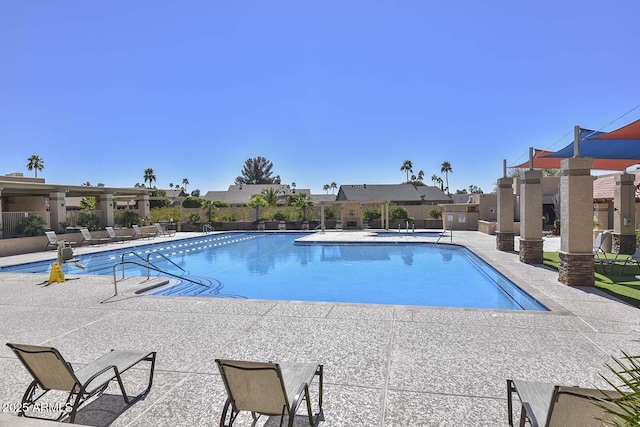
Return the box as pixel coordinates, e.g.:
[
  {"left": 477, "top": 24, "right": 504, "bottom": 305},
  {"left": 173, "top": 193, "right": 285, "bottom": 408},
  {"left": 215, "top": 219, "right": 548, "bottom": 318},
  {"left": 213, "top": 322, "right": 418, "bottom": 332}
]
[
  {"left": 435, "top": 228, "right": 453, "bottom": 244},
  {"left": 146, "top": 252, "right": 185, "bottom": 277},
  {"left": 202, "top": 224, "right": 215, "bottom": 234},
  {"left": 110, "top": 260, "right": 212, "bottom": 298}
]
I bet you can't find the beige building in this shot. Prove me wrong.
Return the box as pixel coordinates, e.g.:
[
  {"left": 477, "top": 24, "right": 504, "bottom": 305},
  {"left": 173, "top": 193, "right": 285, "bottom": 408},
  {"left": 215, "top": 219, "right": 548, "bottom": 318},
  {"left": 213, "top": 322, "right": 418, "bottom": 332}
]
[{"left": 0, "top": 173, "right": 150, "bottom": 238}]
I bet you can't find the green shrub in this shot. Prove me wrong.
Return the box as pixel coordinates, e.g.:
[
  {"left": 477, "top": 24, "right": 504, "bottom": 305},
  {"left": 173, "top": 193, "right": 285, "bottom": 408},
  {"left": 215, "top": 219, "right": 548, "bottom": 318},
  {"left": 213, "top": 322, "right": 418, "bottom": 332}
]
[
  {"left": 76, "top": 212, "right": 101, "bottom": 231},
  {"left": 182, "top": 196, "right": 203, "bottom": 208},
  {"left": 428, "top": 207, "right": 442, "bottom": 219},
  {"left": 17, "top": 215, "right": 46, "bottom": 236},
  {"left": 115, "top": 210, "right": 142, "bottom": 228},
  {"left": 323, "top": 206, "right": 338, "bottom": 221},
  {"left": 389, "top": 205, "right": 409, "bottom": 220},
  {"left": 188, "top": 212, "right": 202, "bottom": 224},
  {"left": 150, "top": 206, "right": 182, "bottom": 223},
  {"left": 219, "top": 211, "right": 238, "bottom": 222},
  {"left": 363, "top": 208, "right": 381, "bottom": 220},
  {"left": 272, "top": 210, "right": 289, "bottom": 221}
]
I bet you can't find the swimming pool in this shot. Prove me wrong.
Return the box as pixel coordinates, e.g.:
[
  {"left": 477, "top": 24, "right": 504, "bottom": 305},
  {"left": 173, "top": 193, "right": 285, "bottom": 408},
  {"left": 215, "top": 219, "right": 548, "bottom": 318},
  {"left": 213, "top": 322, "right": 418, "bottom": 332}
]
[{"left": 1, "top": 232, "right": 546, "bottom": 311}]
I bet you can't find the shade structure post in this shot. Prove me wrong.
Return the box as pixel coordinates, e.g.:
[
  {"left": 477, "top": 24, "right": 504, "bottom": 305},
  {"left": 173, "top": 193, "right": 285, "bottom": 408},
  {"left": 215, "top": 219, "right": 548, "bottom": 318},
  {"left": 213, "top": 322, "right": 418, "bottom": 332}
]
[
  {"left": 519, "top": 169, "right": 543, "bottom": 264},
  {"left": 558, "top": 156, "right": 594, "bottom": 286},
  {"left": 612, "top": 172, "right": 636, "bottom": 255},
  {"left": 496, "top": 173, "right": 514, "bottom": 251},
  {"left": 573, "top": 125, "right": 581, "bottom": 157}
]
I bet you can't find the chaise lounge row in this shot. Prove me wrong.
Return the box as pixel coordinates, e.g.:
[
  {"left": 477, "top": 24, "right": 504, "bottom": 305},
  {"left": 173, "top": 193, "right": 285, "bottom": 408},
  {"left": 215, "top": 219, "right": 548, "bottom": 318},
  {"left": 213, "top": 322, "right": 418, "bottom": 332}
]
[
  {"left": 5, "top": 343, "right": 324, "bottom": 426},
  {"left": 45, "top": 223, "right": 177, "bottom": 250}
]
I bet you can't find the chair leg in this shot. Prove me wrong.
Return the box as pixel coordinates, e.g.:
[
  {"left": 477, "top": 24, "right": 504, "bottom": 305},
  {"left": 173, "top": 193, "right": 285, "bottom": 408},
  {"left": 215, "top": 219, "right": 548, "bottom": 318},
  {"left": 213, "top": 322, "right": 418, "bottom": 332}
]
[{"left": 507, "top": 379, "right": 515, "bottom": 427}]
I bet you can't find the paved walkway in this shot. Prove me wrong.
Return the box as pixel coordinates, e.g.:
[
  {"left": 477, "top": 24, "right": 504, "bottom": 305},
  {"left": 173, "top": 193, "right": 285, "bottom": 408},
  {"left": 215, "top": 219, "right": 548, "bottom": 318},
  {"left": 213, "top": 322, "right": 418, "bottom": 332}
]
[{"left": 0, "top": 231, "right": 638, "bottom": 426}]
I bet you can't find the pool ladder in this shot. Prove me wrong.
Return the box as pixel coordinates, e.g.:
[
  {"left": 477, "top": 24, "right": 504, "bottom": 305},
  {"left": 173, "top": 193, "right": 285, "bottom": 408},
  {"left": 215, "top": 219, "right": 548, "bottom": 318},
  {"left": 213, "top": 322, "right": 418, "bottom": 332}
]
[
  {"left": 108, "top": 251, "right": 222, "bottom": 299},
  {"left": 202, "top": 224, "right": 215, "bottom": 234},
  {"left": 435, "top": 228, "right": 453, "bottom": 244}
]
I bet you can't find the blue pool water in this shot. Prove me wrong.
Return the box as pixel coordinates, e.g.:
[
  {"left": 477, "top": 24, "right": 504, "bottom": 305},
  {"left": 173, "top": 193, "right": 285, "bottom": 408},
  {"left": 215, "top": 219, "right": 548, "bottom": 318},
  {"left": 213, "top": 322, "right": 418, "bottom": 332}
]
[{"left": 0, "top": 233, "right": 546, "bottom": 311}]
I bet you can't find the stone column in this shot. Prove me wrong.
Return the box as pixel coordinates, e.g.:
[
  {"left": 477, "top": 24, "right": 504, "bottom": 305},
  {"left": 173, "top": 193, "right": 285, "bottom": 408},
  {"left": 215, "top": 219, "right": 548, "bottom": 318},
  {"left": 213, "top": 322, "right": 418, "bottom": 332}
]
[
  {"left": 612, "top": 172, "right": 636, "bottom": 255},
  {"left": 320, "top": 203, "right": 325, "bottom": 230},
  {"left": 558, "top": 157, "right": 594, "bottom": 286},
  {"left": 99, "top": 194, "right": 115, "bottom": 227},
  {"left": 519, "top": 170, "right": 543, "bottom": 263},
  {"left": 49, "top": 192, "right": 67, "bottom": 233},
  {"left": 496, "top": 177, "right": 515, "bottom": 251}
]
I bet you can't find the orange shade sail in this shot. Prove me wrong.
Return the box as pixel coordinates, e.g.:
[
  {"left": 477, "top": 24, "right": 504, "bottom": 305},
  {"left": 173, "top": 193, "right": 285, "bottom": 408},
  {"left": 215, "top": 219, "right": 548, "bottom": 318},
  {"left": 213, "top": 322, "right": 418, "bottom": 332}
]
[{"left": 511, "top": 149, "right": 639, "bottom": 171}]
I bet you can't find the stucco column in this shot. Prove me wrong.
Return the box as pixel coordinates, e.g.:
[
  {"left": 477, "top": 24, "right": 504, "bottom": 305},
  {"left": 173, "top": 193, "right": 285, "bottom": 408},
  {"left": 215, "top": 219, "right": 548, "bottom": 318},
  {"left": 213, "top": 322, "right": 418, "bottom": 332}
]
[
  {"left": 519, "top": 170, "right": 543, "bottom": 264},
  {"left": 139, "top": 194, "right": 151, "bottom": 224},
  {"left": 0, "top": 190, "right": 3, "bottom": 238},
  {"left": 320, "top": 203, "right": 325, "bottom": 230},
  {"left": 558, "top": 157, "right": 594, "bottom": 286},
  {"left": 385, "top": 202, "right": 389, "bottom": 230},
  {"left": 49, "top": 192, "right": 67, "bottom": 233},
  {"left": 100, "top": 194, "right": 115, "bottom": 227},
  {"left": 612, "top": 172, "right": 636, "bottom": 255},
  {"left": 496, "top": 176, "right": 514, "bottom": 251}
]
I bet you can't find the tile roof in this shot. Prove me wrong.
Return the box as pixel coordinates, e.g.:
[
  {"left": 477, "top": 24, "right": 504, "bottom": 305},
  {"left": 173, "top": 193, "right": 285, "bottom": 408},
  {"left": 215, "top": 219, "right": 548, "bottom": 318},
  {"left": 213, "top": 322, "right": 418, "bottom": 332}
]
[
  {"left": 593, "top": 169, "right": 640, "bottom": 200},
  {"left": 336, "top": 184, "right": 451, "bottom": 203}
]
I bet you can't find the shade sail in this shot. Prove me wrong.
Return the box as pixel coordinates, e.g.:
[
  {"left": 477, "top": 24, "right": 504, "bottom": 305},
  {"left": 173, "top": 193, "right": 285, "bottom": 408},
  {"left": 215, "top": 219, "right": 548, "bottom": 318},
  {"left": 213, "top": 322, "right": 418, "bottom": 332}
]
[
  {"left": 511, "top": 148, "right": 639, "bottom": 170},
  {"left": 546, "top": 119, "right": 640, "bottom": 160}
]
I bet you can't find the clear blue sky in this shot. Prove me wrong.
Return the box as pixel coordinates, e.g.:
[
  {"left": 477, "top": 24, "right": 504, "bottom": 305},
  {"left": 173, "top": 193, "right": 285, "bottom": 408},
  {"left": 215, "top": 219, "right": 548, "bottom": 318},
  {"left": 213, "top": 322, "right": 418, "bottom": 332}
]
[{"left": 1, "top": 1, "right": 639, "bottom": 194}]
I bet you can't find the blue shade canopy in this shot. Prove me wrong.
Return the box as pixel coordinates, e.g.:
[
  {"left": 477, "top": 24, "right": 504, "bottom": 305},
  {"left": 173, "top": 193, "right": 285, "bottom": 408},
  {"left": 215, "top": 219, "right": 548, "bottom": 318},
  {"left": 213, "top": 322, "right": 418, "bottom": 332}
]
[{"left": 547, "top": 120, "right": 640, "bottom": 160}]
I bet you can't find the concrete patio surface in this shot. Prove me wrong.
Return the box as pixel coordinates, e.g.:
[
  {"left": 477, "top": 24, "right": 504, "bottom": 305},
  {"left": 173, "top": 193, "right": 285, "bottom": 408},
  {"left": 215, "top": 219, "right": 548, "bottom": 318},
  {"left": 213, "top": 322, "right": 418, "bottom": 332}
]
[{"left": 0, "top": 231, "right": 639, "bottom": 426}]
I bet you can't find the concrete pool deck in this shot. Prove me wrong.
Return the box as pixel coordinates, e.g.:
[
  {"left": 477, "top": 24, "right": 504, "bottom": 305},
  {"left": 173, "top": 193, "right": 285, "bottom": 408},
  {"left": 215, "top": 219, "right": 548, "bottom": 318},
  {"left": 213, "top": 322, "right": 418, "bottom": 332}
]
[{"left": 0, "top": 230, "right": 638, "bottom": 426}]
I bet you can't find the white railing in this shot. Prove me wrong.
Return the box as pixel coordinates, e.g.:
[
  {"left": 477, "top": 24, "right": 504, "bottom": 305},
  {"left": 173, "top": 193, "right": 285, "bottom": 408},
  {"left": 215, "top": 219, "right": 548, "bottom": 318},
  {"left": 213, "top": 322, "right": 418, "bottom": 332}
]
[{"left": 1, "top": 211, "right": 51, "bottom": 237}]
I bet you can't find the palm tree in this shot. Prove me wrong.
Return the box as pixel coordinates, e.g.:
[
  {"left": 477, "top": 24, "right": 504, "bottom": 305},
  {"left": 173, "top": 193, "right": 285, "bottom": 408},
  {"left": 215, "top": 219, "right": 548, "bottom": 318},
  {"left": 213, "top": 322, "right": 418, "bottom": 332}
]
[
  {"left": 201, "top": 199, "right": 217, "bottom": 223},
  {"left": 261, "top": 187, "right": 283, "bottom": 207},
  {"left": 435, "top": 176, "right": 444, "bottom": 191},
  {"left": 401, "top": 160, "right": 413, "bottom": 183},
  {"left": 143, "top": 168, "right": 156, "bottom": 188},
  {"left": 291, "top": 193, "right": 314, "bottom": 221},
  {"left": 431, "top": 174, "right": 439, "bottom": 186},
  {"left": 182, "top": 178, "right": 189, "bottom": 193},
  {"left": 169, "top": 183, "right": 174, "bottom": 189},
  {"left": 26, "top": 155, "right": 44, "bottom": 178},
  {"left": 248, "top": 194, "right": 268, "bottom": 221},
  {"left": 330, "top": 182, "right": 337, "bottom": 194},
  {"left": 417, "top": 170, "right": 425, "bottom": 182},
  {"left": 323, "top": 184, "right": 330, "bottom": 194},
  {"left": 441, "top": 161, "right": 453, "bottom": 194}
]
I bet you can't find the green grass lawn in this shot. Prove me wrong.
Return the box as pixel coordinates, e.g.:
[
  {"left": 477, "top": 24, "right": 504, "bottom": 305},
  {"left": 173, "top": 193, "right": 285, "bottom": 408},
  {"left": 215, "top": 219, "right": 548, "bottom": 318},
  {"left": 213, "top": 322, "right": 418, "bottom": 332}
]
[{"left": 543, "top": 252, "right": 640, "bottom": 307}]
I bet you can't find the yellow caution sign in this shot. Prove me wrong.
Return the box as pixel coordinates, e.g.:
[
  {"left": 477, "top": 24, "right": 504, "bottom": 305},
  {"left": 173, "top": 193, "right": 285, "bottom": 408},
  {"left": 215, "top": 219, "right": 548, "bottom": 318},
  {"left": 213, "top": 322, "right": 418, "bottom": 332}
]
[{"left": 48, "top": 262, "right": 65, "bottom": 283}]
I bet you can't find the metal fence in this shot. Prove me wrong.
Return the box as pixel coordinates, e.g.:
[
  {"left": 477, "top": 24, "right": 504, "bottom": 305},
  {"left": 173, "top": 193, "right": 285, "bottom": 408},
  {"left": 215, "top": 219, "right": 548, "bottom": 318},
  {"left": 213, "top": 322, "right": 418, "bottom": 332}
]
[{"left": 1, "top": 211, "right": 51, "bottom": 238}]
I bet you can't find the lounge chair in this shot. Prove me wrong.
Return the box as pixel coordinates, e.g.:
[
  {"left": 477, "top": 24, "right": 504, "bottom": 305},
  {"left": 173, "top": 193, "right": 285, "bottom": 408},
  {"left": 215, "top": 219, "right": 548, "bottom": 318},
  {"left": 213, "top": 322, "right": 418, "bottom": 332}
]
[
  {"left": 507, "top": 379, "right": 623, "bottom": 427},
  {"left": 593, "top": 230, "right": 613, "bottom": 271},
  {"left": 132, "top": 224, "right": 156, "bottom": 240},
  {"left": 612, "top": 246, "right": 640, "bottom": 275},
  {"left": 6, "top": 343, "right": 155, "bottom": 424},
  {"left": 79, "top": 227, "right": 110, "bottom": 246},
  {"left": 154, "top": 223, "right": 175, "bottom": 237},
  {"left": 44, "top": 231, "right": 78, "bottom": 250},
  {"left": 105, "top": 226, "right": 133, "bottom": 243},
  {"left": 215, "top": 359, "right": 324, "bottom": 427}
]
